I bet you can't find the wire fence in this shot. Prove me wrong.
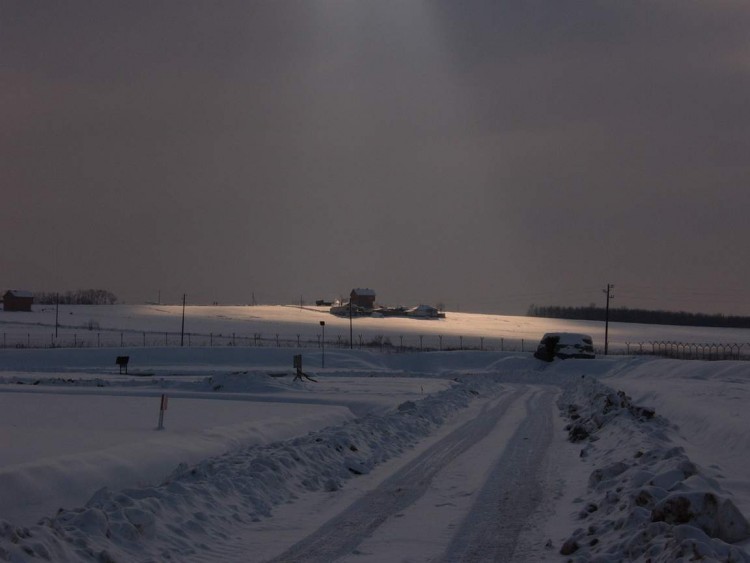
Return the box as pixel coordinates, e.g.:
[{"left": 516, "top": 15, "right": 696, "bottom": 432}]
[
  {"left": 1, "top": 329, "right": 534, "bottom": 353},
  {"left": 623, "top": 341, "right": 750, "bottom": 361},
  {"left": 2, "top": 329, "right": 750, "bottom": 361}
]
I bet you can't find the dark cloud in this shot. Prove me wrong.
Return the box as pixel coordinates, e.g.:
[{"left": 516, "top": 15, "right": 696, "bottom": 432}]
[{"left": 2, "top": 1, "right": 749, "bottom": 313}]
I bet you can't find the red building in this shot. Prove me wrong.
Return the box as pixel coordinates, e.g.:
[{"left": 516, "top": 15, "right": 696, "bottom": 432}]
[
  {"left": 3, "top": 290, "right": 34, "bottom": 312},
  {"left": 350, "top": 288, "right": 376, "bottom": 310}
]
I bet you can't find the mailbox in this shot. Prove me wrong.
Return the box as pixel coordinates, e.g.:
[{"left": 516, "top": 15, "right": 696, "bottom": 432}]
[{"left": 116, "top": 355, "right": 130, "bottom": 374}]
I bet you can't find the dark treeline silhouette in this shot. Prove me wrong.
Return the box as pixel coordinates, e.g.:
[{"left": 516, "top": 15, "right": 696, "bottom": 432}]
[
  {"left": 527, "top": 304, "right": 750, "bottom": 329},
  {"left": 35, "top": 289, "right": 118, "bottom": 305}
]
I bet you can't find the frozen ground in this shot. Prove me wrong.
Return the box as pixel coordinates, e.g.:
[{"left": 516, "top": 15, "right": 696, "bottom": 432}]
[{"left": 0, "top": 306, "right": 749, "bottom": 561}]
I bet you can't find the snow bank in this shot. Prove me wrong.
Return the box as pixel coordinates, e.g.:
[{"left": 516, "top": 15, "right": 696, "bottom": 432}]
[
  {"left": 602, "top": 357, "right": 750, "bottom": 516},
  {"left": 0, "top": 386, "right": 354, "bottom": 527},
  {"left": 556, "top": 374, "right": 750, "bottom": 561},
  {"left": 0, "top": 376, "right": 503, "bottom": 562}
]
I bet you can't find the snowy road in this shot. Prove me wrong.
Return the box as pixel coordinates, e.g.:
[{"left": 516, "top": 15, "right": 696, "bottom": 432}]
[
  {"left": 261, "top": 385, "right": 557, "bottom": 563},
  {"left": 440, "top": 388, "right": 554, "bottom": 562}
]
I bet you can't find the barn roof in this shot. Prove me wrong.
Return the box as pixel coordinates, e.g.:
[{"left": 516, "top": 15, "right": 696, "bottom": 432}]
[
  {"left": 5, "top": 290, "right": 34, "bottom": 298},
  {"left": 351, "top": 288, "right": 376, "bottom": 296}
]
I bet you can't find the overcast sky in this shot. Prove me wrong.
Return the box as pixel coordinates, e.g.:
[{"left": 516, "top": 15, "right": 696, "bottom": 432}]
[{"left": 3, "top": 1, "right": 749, "bottom": 315}]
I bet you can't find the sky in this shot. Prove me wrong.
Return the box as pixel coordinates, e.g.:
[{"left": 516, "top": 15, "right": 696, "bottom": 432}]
[{"left": 3, "top": 1, "right": 750, "bottom": 315}]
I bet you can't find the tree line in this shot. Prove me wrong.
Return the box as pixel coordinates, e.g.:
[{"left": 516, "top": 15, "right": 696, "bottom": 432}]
[
  {"left": 527, "top": 304, "right": 750, "bottom": 329},
  {"left": 35, "top": 289, "right": 118, "bottom": 305}
]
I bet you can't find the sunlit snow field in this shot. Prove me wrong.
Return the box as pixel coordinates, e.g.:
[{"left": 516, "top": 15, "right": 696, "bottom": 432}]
[{"left": 2, "top": 304, "right": 749, "bottom": 352}]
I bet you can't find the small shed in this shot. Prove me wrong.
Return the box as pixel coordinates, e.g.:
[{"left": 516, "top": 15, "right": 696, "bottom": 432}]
[
  {"left": 350, "top": 288, "right": 376, "bottom": 310},
  {"left": 3, "top": 290, "right": 34, "bottom": 312}
]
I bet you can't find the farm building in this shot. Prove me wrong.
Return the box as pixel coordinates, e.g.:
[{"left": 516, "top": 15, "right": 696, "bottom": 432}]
[
  {"left": 350, "top": 288, "right": 376, "bottom": 310},
  {"left": 3, "top": 290, "right": 34, "bottom": 312},
  {"left": 406, "top": 304, "right": 444, "bottom": 318}
]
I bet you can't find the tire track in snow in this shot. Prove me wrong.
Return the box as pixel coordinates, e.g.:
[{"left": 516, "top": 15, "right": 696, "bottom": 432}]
[
  {"left": 265, "top": 387, "right": 530, "bottom": 563},
  {"left": 440, "top": 388, "right": 555, "bottom": 562}
]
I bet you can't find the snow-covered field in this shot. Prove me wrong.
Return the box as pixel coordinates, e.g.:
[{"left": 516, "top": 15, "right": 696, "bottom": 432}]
[
  {"left": 1, "top": 306, "right": 749, "bottom": 561},
  {"left": 3, "top": 304, "right": 750, "bottom": 354}
]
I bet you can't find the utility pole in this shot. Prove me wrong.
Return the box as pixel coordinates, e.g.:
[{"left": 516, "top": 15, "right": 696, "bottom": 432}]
[
  {"left": 320, "top": 321, "right": 326, "bottom": 368},
  {"left": 55, "top": 293, "right": 59, "bottom": 339},
  {"left": 603, "top": 283, "right": 614, "bottom": 355},
  {"left": 180, "top": 293, "right": 186, "bottom": 347},
  {"left": 349, "top": 300, "right": 353, "bottom": 349}
]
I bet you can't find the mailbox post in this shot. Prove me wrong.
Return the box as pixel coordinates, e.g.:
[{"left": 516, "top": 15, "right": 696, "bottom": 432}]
[{"left": 116, "top": 356, "right": 129, "bottom": 374}]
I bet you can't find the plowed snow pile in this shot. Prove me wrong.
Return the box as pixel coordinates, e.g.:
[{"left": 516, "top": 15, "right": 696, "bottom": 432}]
[{"left": 557, "top": 374, "right": 750, "bottom": 561}]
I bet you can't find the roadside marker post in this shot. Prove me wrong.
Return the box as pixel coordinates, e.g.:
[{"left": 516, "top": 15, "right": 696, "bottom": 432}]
[
  {"left": 293, "top": 354, "right": 303, "bottom": 380},
  {"left": 157, "top": 393, "right": 168, "bottom": 430},
  {"left": 293, "top": 354, "right": 318, "bottom": 383}
]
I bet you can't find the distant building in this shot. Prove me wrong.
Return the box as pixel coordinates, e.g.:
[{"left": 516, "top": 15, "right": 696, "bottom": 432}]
[
  {"left": 3, "top": 290, "right": 34, "bottom": 312},
  {"left": 350, "top": 288, "right": 376, "bottom": 310},
  {"left": 406, "top": 304, "right": 444, "bottom": 318}
]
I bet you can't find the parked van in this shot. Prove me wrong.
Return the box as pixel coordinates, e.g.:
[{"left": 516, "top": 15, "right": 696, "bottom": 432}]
[{"left": 534, "top": 332, "right": 595, "bottom": 361}]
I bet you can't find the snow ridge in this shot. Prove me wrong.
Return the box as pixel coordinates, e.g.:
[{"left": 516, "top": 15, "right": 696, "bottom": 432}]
[
  {"left": 0, "top": 376, "right": 502, "bottom": 562},
  {"left": 558, "top": 375, "right": 750, "bottom": 562}
]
